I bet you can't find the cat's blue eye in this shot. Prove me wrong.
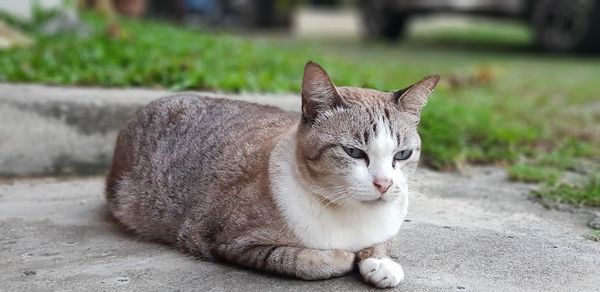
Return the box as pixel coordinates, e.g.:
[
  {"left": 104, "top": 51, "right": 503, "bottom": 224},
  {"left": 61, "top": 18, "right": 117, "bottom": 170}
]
[
  {"left": 394, "top": 150, "right": 413, "bottom": 161},
  {"left": 342, "top": 146, "right": 367, "bottom": 159}
]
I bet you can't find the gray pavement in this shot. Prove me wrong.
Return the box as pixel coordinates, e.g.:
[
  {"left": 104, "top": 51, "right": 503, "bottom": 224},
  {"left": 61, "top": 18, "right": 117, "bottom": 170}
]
[
  {"left": 1, "top": 83, "right": 599, "bottom": 291},
  {"left": 0, "top": 83, "right": 297, "bottom": 177},
  {"left": 1, "top": 168, "right": 599, "bottom": 291}
]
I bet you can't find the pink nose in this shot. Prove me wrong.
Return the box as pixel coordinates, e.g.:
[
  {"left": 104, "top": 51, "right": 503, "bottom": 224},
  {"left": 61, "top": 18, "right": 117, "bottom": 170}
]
[{"left": 373, "top": 178, "right": 392, "bottom": 194}]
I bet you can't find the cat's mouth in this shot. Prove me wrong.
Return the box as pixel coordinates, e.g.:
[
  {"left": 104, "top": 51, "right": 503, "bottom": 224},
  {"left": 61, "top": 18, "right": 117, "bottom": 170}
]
[{"left": 361, "top": 197, "right": 386, "bottom": 205}]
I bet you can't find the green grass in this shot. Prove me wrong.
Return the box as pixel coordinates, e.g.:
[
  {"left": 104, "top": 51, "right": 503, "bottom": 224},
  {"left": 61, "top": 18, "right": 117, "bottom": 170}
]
[
  {"left": 0, "top": 13, "right": 598, "bottom": 205},
  {"left": 585, "top": 230, "right": 600, "bottom": 242},
  {"left": 508, "top": 164, "right": 560, "bottom": 184},
  {"left": 409, "top": 18, "right": 532, "bottom": 50},
  {"left": 0, "top": 15, "right": 308, "bottom": 91},
  {"left": 535, "top": 174, "right": 600, "bottom": 207}
]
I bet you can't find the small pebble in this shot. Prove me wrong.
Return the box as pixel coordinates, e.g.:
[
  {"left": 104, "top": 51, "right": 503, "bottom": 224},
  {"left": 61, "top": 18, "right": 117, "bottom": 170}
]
[
  {"left": 116, "top": 277, "right": 131, "bottom": 285},
  {"left": 588, "top": 215, "right": 600, "bottom": 230}
]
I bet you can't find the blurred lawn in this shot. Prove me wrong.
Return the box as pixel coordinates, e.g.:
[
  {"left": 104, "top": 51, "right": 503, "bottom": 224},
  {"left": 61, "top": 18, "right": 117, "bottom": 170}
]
[{"left": 0, "top": 13, "right": 598, "bottom": 205}]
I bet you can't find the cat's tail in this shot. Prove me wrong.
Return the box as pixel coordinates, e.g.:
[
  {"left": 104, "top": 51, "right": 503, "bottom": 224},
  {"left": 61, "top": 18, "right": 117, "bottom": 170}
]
[{"left": 105, "top": 130, "right": 130, "bottom": 204}]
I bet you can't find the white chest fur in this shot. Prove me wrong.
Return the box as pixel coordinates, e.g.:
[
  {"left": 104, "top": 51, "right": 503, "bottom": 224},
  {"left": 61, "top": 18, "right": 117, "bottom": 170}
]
[{"left": 269, "top": 134, "right": 408, "bottom": 251}]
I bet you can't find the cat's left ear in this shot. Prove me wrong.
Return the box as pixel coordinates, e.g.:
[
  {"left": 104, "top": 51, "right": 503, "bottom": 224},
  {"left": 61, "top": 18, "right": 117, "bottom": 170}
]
[{"left": 393, "top": 75, "right": 440, "bottom": 120}]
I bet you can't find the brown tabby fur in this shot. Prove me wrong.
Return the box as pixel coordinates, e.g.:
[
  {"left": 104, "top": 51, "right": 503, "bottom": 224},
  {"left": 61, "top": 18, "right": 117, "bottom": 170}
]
[{"left": 106, "top": 61, "right": 438, "bottom": 282}]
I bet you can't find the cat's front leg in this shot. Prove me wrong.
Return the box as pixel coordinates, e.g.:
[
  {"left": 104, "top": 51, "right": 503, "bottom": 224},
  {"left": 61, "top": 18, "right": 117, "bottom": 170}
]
[
  {"left": 357, "top": 242, "right": 405, "bottom": 288},
  {"left": 213, "top": 239, "right": 356, "bottom": 280}
]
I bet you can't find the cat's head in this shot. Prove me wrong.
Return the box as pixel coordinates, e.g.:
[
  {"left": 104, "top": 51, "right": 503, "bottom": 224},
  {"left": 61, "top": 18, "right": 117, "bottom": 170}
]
[{"left": 295, "top": 61, "right": 439, "bottom": 206}]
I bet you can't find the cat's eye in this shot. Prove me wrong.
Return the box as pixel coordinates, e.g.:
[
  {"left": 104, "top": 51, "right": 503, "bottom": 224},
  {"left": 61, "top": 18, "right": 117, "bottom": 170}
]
[
  {"left": 394, "top": 150, "right": 413, "bottom": 161},
  {"left": 342, "top": 146, "right": 367, "bottom": 159}
]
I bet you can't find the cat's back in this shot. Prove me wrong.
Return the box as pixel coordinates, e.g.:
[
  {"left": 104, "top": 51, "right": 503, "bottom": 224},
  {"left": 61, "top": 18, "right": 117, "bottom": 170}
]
[
  {"left": 106, "top": 93, "right": 298, "bottom": 243},
  {"left": 121, "top": 93, "right": 297, "bottom": 169}
]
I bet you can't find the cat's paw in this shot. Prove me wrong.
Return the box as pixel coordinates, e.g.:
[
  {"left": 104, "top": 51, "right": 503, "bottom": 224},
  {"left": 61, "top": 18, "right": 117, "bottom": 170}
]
[{"left": 359, "top": 257, "right": 404, "bottom": 288}]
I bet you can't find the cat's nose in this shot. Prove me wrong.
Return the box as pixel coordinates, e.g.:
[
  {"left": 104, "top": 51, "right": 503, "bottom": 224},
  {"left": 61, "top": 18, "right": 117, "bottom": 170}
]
[{"left": 373, "top": 178, "right": 392, "bottom": 194}]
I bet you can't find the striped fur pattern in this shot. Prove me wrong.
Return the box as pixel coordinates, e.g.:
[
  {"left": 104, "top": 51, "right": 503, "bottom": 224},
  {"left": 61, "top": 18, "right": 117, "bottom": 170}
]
[{"left": 105, "top": 62, "right": 438, "bottom": 287}]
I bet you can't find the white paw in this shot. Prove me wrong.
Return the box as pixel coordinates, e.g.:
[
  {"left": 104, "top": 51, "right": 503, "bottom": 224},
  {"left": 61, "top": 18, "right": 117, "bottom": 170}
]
[{"left": 359, "top": 257, "right": 404, "bottom": 288}]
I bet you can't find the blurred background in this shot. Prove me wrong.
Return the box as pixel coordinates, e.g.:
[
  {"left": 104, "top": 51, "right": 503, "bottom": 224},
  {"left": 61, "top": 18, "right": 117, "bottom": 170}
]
[{"left": 0, "top": 0, "right": 598, "bottom": 207}]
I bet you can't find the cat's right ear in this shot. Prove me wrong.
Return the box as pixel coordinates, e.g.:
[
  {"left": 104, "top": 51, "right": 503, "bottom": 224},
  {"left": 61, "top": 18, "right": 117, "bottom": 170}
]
[
  {"left": 393, "top": 75, "right": 440, "bottom": 121},
  {"left": 301, "top": 61, "right": 342, "bottom": 123}
]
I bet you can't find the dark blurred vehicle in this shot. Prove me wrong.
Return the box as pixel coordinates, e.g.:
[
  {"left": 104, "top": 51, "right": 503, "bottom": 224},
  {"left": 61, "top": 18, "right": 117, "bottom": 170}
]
[
  {"left": 360, "top": 0, "right": 600, "bottom": 52},
  {"left": 150, "top": 0, "right": 296, "bottom": 29}
]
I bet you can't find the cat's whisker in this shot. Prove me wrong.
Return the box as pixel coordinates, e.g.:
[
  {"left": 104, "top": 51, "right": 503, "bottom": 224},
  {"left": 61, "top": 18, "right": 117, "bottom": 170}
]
[{"left": 325, "top": 189, "right": 359, "bottom": 207}]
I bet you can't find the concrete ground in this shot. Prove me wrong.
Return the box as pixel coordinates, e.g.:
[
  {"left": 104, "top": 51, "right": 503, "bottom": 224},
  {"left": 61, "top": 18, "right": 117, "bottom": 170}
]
[
  {"left": 1, "top": 84, "right": 599, "bottom": 291},
  {"left": 1, "top": 168, "right": 599, "bottom": 291},
  {"left": 0, "top": 84, "right": 297, "bottom": 176}
]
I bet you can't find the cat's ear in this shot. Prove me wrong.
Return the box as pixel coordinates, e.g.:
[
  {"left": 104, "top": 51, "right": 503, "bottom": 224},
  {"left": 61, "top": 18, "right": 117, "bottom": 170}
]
[
  {"left": 393, "top": 75, "right": 440, "bottom": 119},
  {"left": 301, "top": 61, "right": 342, "bottom": 123}
]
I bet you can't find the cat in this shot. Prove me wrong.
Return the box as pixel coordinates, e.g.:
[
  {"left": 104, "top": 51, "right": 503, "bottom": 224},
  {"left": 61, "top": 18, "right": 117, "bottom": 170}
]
[{"left": 105, "top": 61, "right": 439, "bottom": 288}]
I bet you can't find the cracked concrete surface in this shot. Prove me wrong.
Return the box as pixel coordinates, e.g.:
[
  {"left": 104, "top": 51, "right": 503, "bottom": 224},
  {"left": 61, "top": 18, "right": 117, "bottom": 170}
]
[{"left": 1, "top": 168, "right": 599, "bottom": 291}]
